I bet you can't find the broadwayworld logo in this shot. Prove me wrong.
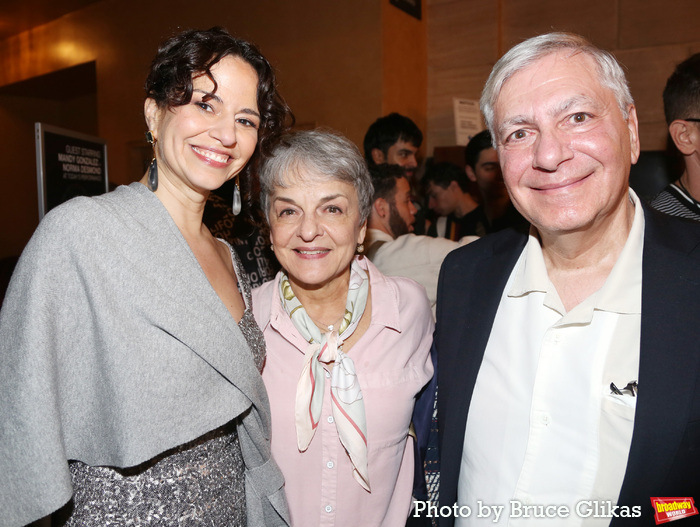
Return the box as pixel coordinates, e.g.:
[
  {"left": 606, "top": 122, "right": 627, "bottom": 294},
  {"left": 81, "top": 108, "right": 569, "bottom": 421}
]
[{"left": 651, "top": 498, "right": 698, "bottom": 524}]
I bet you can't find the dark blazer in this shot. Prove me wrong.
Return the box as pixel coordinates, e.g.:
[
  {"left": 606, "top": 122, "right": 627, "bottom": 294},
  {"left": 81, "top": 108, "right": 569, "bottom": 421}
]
[{"left": 436, "top": 204, "right": 700, "bottom": 526}]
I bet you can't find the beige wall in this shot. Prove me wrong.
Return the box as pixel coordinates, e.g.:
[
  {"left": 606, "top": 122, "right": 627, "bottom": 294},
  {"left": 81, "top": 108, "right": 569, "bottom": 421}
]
[
  {"left": 427, "top": 0, "right": 700, "bottom": 155},
  {"left": 1, "top": 0, "right": 422, "bottom": 259},
  {"left": 5, "top": 0, "right": 696, "bottom": 258},
  {"left": 380, "top": 1, "right": 428, "bottom": 155}
]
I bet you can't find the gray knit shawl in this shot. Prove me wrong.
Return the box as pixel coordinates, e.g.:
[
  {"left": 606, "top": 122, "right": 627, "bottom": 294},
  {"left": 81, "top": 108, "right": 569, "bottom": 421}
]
[{"left": 0, "top": 183, "right": 289, "bottom": 526}]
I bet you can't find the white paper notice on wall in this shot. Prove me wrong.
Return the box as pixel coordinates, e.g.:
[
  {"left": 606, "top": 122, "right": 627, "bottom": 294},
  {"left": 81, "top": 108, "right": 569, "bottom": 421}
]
[{"left": 453, "top": 98, "right": 485, "bottom": 145}]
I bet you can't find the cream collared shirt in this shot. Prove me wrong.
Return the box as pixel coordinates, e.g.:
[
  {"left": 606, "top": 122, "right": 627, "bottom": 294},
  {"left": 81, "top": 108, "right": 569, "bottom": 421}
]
[
  {"left": 457, "top": 190, "right": 644, "bottom": 526},
  {"left": 364, "top": 228, "right": 477, "bottom": 317}
]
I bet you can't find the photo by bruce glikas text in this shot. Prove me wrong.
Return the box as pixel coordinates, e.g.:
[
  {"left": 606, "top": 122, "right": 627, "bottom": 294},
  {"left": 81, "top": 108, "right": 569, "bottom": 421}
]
[{"left": 413, "top": 499, "right": 642, "bottom": 521}]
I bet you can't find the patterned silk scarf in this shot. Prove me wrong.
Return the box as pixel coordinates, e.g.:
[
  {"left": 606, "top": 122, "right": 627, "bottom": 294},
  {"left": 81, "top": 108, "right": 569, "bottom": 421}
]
[{"left": 279, "top": 259, "right": 371, "bottom": 490}]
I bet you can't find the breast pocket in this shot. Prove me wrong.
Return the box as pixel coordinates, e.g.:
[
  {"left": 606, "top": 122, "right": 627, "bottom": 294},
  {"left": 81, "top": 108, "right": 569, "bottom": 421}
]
[
  {"left": 361, "top": 365, "right": 424, "bottom": 449},
  {"left": 601, "top": 394, "right": 636, "bottom": 422}
]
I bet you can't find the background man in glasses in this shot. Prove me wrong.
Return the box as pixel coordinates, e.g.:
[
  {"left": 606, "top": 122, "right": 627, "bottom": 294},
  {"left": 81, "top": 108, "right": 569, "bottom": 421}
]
[
  {"left": 650, "top": 52, "right": 700, "bottom": 221},
  {"left": 435, "top": 33, "right": 700, "bottom": 526}
]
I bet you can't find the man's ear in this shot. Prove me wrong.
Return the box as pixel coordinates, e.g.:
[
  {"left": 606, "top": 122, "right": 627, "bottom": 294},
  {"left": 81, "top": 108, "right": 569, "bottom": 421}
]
[
  {"left": 626, "top": 104, "right": 641, "bottom": 165},
  {"left": 465, "top": 165, "right": 477, "bottom": 183},
  {"left": 371, "top": 148, "right": 386, "bottom": 165},
  {"left": 669, "top": 120, "right": 699, "bottom": 156},
  {"left": 373, "top": 197, "right": 390, "bottom": 218},
  {"left": 448, "top": 180, "right": 461, "bottom": 193}
]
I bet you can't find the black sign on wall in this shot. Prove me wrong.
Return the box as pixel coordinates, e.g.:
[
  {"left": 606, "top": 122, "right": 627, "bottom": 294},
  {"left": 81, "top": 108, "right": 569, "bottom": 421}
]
[{"left": 35, "top": 123, "right": 109, "bottom": 220}]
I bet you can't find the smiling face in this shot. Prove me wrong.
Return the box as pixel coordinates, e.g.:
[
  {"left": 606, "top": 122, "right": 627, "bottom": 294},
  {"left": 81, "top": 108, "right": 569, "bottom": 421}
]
[
  {"left": 268, "top": 171, "right": 367, "bottom": 293},
  {"left": 374, "top": 139, "right": 420, "bottom": 179},
  {"left": 492, "top": 51, "right": 640, "bottom": 237},
  {"left": 145, "top": 55, "right": 260, "bottom": 195}
]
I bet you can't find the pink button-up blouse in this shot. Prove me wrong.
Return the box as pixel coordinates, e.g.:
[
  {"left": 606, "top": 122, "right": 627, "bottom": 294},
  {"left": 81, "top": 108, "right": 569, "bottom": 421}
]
[{"left": 253, "top": 256, "right": 434, "bottom": 526}]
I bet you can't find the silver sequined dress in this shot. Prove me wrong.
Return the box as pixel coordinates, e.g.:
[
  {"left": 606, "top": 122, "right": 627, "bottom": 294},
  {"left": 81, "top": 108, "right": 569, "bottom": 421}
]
[{"left": 66, "top": 244, "right": 265, "bottom": 526}]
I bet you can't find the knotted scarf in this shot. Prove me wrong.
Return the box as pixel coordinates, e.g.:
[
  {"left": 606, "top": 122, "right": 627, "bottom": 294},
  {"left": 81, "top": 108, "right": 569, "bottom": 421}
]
[{"left": 279, "top": 259, "right": 371, "bottom": 490}]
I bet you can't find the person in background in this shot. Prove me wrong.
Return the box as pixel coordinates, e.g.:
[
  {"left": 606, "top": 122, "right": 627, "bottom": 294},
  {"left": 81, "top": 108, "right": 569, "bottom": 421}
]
[
  {"left": 436, "top": 32, "right": 700, "bottom": 526},
  {"left": 464, "top": 129, "right": 528, "bottom": 233},
  {"left": 423, "top": 162, "right": 487, "bottom": 239},
  {"left": 364, "top": 112, "right": 429, "bottom": 234},
  {"left": 0, "top": 27, "right": 292, "bottom": 526},
  {"left": 650, "top": 52, "right": 700, "bottom": 221},
  {"left": 364, "top": 163, "right": 476, "bottom": 315},
  {"left": 364, "top": 163, "right": 476, "bottom": 527},
  {"left": 253, "top": 129, "right": 433, "bottom": 526},
  {"left": 364, "top": 112, "right": 423, "bottom": 182}
]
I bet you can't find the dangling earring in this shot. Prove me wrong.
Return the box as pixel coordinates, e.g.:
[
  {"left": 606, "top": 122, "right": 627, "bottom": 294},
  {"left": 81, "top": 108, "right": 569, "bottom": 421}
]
[
  {"left": 145, "top": 130, "right": 158, "bottom": 191},
  {"left": 232, "top": 174, "right": 242, "bottom": 215}
]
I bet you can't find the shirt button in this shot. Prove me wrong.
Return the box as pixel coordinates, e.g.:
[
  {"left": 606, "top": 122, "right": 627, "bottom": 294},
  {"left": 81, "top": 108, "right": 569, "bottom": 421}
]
[
  {"left": 327, "top": 416, "right": 334, "bottom": 424},
  {"left": 327, "top": 460, "right": 334, "bottom": 469},
  {"left": 325, "top": 370, "right": 331, "bottom": 378},
  {"left": 542, "top": 413, "right": 551, "bottom": 425},
  {"left": 325, "top": 505, "right": 333, "bottom": 513}
]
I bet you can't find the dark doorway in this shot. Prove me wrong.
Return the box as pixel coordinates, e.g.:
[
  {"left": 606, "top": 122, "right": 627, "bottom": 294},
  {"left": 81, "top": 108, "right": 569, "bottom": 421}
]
[{"left": 0, "top": 61, "right": 98, "bottom": 259}]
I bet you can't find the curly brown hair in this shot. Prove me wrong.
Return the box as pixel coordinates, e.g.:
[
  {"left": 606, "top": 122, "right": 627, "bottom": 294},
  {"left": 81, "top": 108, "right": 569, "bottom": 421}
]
[{"left": 145, "top": 26, "right": 294, "bottom": 211}]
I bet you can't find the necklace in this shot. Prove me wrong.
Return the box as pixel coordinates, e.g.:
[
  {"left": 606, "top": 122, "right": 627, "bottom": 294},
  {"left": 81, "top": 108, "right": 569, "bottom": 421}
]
[
  {"left": 308, "top": 313, "right": 344, "bottom": 333},
  {"left": 308, "top": 313, "right": 347, "bottom": 351}
]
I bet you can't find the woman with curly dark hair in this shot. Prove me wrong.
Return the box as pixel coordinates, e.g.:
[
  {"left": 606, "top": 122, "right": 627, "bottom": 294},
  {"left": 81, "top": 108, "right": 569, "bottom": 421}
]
[{"left": 0, "top": 27, "right": 292, "bottom": 526}]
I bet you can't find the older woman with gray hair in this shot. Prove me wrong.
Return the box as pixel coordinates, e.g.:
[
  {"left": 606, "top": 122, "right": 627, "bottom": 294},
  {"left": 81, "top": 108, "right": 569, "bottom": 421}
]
[{"left": 253, "top": 129, "right": 434, "bottom": 526}]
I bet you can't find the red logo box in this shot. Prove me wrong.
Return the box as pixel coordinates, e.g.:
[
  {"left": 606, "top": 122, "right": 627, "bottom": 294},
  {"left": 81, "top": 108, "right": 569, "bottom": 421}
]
[{"left": 650, "top": 497, "right": 698, "bottom": 524}]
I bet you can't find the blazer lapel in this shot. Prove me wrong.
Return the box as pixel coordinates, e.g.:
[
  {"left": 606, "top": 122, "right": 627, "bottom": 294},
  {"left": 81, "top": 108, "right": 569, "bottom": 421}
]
[
  {"left": 616, "top": 207, "right": 700, "bottom": 518},
  {"left": 438, "top": 232, "right": 527, "bottom": 509}
]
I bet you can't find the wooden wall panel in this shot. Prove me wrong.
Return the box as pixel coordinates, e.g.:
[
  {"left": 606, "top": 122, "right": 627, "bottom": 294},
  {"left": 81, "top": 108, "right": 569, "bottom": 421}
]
[
  {"left": 380, "top": 0, "right": 428, "bottom": 149},
  {"left": 619, "top": 0, "right": 700, "bottom": 49},
  {"left": 501, "top": 0, "right": 618, "bottom": 51},
  {"left": 427, "top": 0, "right": 498, "bottom": 153},
  {"left": 429, "top": 0, "right": 499, "bottom": 71},
  {"left": 0, "top": 0, "right": 383, "bottom": 184},
  {"left": 617, "top": 45, "right": 695, "bottom": 150},
  {"left": 0, "top": 0, "right": 383, "bottom": 258},
  {"left": 427, "top": 0, "right": 700, "bottom": 154},
  {"left": 427, "top": 63, "right": 494, "bottom": 152}
]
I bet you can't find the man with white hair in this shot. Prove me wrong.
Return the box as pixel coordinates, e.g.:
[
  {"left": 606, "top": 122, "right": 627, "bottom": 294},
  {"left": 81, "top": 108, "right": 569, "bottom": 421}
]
[{"left": 435, "top": 33, "right": 700, "bottom": 526}]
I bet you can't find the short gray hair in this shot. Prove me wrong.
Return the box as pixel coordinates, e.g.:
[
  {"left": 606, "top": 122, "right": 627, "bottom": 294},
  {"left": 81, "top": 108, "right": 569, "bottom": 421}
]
[
  {"left": 259, "top": 129, "right": 373, "bottom": 224},
  {"left": 480, "top": 32, "right": 634, "bottom": 138}
]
